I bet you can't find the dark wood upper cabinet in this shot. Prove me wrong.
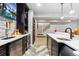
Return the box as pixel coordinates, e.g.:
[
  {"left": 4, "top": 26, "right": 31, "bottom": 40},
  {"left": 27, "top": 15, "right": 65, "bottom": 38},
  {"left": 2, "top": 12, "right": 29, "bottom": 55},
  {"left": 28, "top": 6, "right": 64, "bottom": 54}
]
[{"left": 16, "top": 3, "right": 29, "bottom": 34}]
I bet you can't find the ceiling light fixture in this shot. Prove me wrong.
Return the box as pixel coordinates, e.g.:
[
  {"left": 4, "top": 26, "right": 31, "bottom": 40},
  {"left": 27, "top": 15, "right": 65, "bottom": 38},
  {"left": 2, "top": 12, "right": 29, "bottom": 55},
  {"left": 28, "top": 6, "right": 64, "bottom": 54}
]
[
  {"left": 60, "top": 16, "right": 64, "bottom": 19},
  {"left": 60, "top": 3, "right": 64, "bottom": 20},
  {"left": 37, "top": 3, "right": 41, "bottom": 7},
  {"left": 69, "top": 3, "right": 75, "bottom": 15}
]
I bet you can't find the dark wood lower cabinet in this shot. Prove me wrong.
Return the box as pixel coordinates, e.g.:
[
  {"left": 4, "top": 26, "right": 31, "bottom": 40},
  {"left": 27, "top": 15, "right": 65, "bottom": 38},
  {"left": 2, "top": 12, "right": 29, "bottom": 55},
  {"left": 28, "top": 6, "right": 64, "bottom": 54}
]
[
  {"left": 9, "top": 39, "right": 22, "bottom": 56},
  {"left": 47, "top": 35, "right": 58, "bottom": 56},
  {"left": 0, "top": 35, "right": 30, "bottom": 56},
  {"left": 51, "top": 39, "right": 58, "bottom": 56},
  {"left": 26, "top": 35, "right": 30, "bottom": 50},
  {"left": 22, "top": 35, "right": 30, "bottom": 54},
  {"left": 22, "top": 37, "right": 27, "bottom": 54},
  {"left": 47, "top": 35, "right": 65, "bottom": 56},
  {"left": 0, "top": 45, "right": 7, "bottom": 56}
]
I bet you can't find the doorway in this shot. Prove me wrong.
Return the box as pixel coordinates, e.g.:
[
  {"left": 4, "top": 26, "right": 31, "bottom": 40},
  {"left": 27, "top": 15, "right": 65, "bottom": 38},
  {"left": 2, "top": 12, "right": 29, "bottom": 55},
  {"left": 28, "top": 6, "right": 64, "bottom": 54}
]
[{"left": 33, "top": 19, "right": 47, "bottom": 47}]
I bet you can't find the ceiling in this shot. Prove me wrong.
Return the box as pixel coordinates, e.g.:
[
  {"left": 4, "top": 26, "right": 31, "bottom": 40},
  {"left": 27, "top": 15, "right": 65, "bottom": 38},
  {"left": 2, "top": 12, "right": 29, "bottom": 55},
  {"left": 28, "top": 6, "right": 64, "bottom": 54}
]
[{"left": 27, "top": 3, "right": 79, "bottom": 21}]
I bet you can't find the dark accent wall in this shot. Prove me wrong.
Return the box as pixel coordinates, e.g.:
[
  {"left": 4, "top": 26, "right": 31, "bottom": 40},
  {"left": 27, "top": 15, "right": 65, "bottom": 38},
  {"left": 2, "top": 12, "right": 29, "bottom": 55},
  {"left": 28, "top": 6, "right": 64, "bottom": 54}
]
[{"left": 16, "top": 3, "right": 29, "bottom": 34}]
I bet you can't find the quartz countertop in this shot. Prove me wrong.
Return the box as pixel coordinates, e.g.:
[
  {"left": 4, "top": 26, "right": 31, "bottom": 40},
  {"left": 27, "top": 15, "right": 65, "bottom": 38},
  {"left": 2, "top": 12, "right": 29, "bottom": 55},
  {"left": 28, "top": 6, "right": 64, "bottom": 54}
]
[
  {"left": 0, "top": 33, "right": 30, "bottom": 46},
  {"left": 47, "top": 32, "right": 79, "bottom": 51}
]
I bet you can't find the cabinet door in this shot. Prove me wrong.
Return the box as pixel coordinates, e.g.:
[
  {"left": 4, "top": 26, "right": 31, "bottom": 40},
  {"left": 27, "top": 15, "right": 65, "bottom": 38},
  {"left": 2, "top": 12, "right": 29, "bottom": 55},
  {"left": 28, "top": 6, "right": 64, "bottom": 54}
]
[
  {"left": 26, "top": 35, "right": 30, "bottom": 49},
  {"left": 22, "top": 36, "right": 27, "bottom": 54},
  {"left": 0, "top": 45, "right": 6, "bottom": 56},
  {"left": 9, "top": 39, "right": 22, "bottom": 56},
  {"left": 51, "top": 39, "right": 58, "bottom": 56},
  {"left": 47, "top": 36, "right": 52, "bottom": 55},
  {"left": 22, "top": 35, "right": 30, "bottom": 54}
]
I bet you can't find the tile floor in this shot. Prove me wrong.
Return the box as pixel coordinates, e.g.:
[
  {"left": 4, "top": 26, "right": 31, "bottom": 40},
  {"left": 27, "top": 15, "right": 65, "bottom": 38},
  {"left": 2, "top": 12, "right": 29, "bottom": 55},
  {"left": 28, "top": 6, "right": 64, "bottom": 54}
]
[{"left": 23, "top": 35, "right": 49, "bottom": 56}]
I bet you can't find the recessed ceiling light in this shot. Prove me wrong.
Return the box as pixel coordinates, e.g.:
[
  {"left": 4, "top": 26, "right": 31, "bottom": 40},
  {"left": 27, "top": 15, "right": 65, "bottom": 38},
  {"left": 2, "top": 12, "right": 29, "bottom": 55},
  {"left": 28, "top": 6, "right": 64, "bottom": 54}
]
[
  {"left": 60, "top": 16, "right": 64, "bottom": 19},
  {"left": 69, "top": 9, "right": 75, "bottom": 15},
  {"left": 37, "top": 3, "right": 41, "bottom": 7}
]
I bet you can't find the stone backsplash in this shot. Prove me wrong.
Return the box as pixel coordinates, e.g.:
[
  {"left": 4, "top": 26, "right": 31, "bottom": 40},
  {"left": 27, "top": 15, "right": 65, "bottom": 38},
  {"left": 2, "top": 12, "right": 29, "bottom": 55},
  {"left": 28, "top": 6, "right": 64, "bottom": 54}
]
[{"left": 0, "top": 16, "right": 16, "bottom": 38}]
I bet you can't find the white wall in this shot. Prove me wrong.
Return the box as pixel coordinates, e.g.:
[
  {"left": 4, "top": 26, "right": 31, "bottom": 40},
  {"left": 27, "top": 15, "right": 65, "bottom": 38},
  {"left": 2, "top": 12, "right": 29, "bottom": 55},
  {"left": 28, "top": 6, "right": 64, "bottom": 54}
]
[
  {"left": 37, "top": 21, "right": 78, "bottom": 35},
  {"left": 77, "top": 19, "right": 79, "bottom": 26},
  {"left": 37, "top": 23, "right": 49, "bottom": 34},
  {"left": 28, "top": 10, "right": 34, "bottom": 45},
  {"left": 65, "top": 21, "right": 77, "bottom": 31},
  {"left": 37, "top": 23, "right": 43, "bottom": 34},
  {"left": 46, "top": 21, "right": 78, "bottom": 33},
  {"left": 50, "top": 24, "right": 65, "bottom": 32}
]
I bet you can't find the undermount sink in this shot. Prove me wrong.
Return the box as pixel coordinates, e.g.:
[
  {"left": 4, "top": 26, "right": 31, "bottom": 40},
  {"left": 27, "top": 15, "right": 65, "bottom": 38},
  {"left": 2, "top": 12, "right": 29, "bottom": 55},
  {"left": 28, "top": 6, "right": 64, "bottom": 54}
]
[
  {"left": 57, "top": 38, "right": 71, "bottom": 41},
  {"left": 1, "top": 36, "right": 15, "bottom": 40}
]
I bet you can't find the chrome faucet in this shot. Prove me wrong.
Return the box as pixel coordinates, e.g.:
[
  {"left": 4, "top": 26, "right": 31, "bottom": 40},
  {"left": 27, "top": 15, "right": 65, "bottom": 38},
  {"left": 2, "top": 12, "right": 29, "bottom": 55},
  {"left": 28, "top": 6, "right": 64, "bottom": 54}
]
[{"left": 65, "top": 27, "right": 73, "bottom": 39}]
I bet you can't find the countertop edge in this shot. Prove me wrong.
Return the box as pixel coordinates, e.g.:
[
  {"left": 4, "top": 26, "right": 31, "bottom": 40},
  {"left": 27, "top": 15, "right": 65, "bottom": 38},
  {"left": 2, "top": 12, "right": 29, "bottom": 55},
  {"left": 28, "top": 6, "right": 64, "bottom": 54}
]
[
  {"left": 47, "top": 33, "right": 79, "bottom": 51},
  {"left": 0, "top": 33, "right": 30, "bottom": 46}
]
